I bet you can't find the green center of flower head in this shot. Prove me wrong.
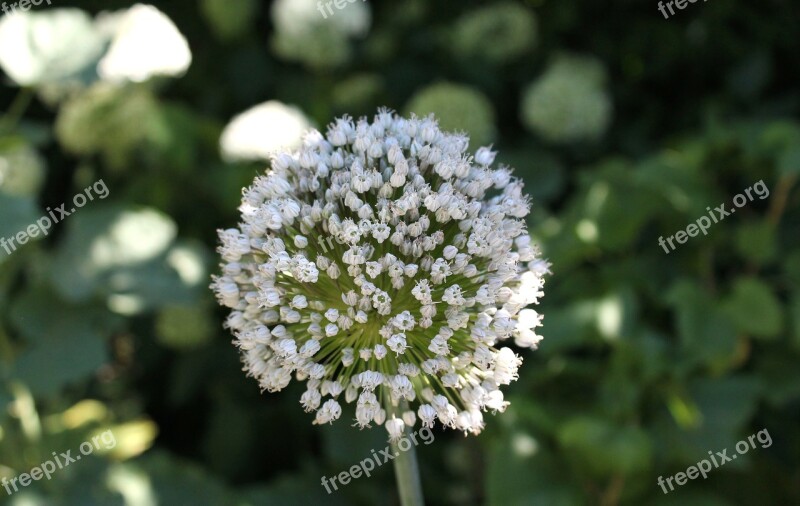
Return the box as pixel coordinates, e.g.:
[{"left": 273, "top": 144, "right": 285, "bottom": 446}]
[{"left": 211, "top": 108, "right": 549, "bottom": 439}]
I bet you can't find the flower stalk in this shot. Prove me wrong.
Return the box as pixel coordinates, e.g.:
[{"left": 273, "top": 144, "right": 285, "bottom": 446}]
[{"left": 389, "top": 400, "right": 424, "bottom": 506}]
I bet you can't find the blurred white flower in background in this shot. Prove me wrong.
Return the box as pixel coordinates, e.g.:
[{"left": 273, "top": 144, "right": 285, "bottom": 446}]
[
  {"left": 0, "top": 8, "right": 105, "bottom": 87},
  {"left": 96, "top": 4, "right": 192, "bottom": 83},
  {"left": 219, "top": 101, "right": 314, "bottom": 162},
  {"left": 320, "top": 0, "right": 371, "bottom": 37},
  {"left": 0, "top": 4, "right": 191, "bottom": 88},
  {"left": 270, "top": 0, "right": 370, "bottom": 69},
  {"left": 272, "top": 0, "right": 370, "bottom": 37},
  {"left": 89, "top": 208, "right": 177, "bottom": 268}
]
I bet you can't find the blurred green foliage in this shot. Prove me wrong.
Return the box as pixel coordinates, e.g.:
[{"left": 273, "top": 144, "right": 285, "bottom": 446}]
[{"left": 0, "top": 0, "right": 798, "bottom": 505}]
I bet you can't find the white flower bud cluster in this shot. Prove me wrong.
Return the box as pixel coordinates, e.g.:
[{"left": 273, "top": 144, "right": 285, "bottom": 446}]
[{"left": 211, "top": 109, "right": 549, "bottom": 437}]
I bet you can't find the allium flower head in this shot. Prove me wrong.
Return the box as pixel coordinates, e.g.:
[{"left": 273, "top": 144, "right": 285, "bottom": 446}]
[{"left": 211, "top": 109, "right": 549, "bottom": 437}]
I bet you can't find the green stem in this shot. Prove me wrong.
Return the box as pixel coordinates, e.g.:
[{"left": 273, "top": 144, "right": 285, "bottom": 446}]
[
  {"left": 0, "top": 87, "right": 34, "bottom": 133},
  {"left": 387, "top": 400, "right": 425, "bottom": 506}
]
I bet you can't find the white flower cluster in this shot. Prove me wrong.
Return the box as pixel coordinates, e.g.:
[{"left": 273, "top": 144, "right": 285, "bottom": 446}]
[
  {"left": 211, "top": 109, "right": 549, "bottom": 438},
  {"left": 0, "top": 4, "right": 190, "bottom": 88}
]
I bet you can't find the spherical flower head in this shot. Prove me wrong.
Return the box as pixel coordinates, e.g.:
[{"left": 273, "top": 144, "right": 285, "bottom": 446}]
[
  {"left": 521, "top": 53, "right": 612, "bottom": 143},
  {"left": 211, "top": 109, "right": 549, "bottom": 437}
]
